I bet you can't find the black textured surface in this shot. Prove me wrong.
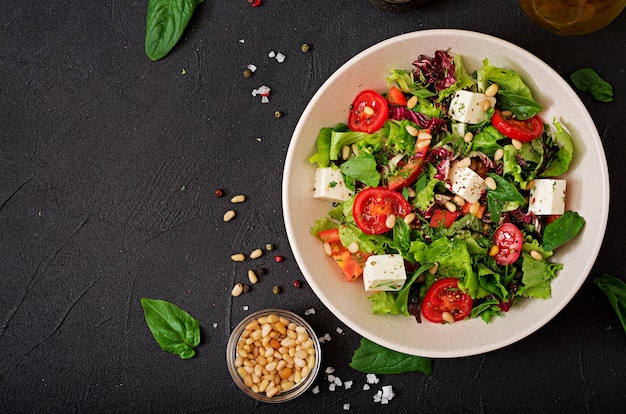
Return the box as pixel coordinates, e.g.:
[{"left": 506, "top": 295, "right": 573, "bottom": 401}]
[{"left": 1, "top": 1, "right": 625, "bottom": 413}]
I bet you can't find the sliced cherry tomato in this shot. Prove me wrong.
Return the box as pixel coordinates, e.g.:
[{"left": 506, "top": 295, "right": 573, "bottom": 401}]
[
  {"left": 348, "top": 90, "right": 389, "bottom": 133},
  {"left": 386, "top": 86, "right": 407, "bottom": 106},
  {"left": 353, "top": 187, "right": 412, "bottom": 235},
  {"left": 491, "top": 109, "right": 543, "bottom": 142},
  {"left": 429, "top": 209, "right": 461, "bottom": 228},
  {"left": 317, "top": 228, "right": 369, "bottom": 281},
  {"left": 493, "top": 222, "right": 524, "bottom": 266},
  {"left": 387, "top": 131, "right": 430, "bottom": 191},
  {"left": 421, "top": 278, "right": 473, "bottom": 323}
]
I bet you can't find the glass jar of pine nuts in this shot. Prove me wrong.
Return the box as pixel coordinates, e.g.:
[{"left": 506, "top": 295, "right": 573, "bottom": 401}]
[{"left": 226, "top": 309, "right": 322, "bottom": 402}]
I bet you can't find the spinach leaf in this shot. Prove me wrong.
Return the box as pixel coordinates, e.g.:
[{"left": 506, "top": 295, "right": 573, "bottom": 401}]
[
  {"left": 595, "top": 274, "right": 626, "bottom": 333},
  {"left": 341, "top": 152, "right": 380, "bottom": 187},
  {"left": 496, "top": 90, "right": 543, "bottom": 120},
  {"left": 140, "top": 298, "right": 200, "bottom": 358},
  {"left": 145, "top": 0, "right": 205, "bottom": 61},
  {"left": 349, "top": 337, "right": 432, "bottom": 375},
  {"left": 570, "top": 68, "right": 613, "bottom": 102},
  {"left": 541, "top": 210, "right": 584, "bottom": 251},
  {"left": 486, "top": 173, "right": 525, "bottom": 221}
]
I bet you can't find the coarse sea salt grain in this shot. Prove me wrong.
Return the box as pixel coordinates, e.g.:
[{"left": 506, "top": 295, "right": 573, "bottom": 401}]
[
  {"left": 336, "top": 327, "right": 343, "bottom": 334},
  {"left": 212, "top": 323, "right": 218, "bottom": 328},
  {"left": 305, "top": 308, "right": 315, "bottom": 315},
  {"left": 329, "top": 383, "right": 336, "bottom": 391},
  {"left": 344, "top": 380, "right": 353, "bottom": 389},
  {"left": 327, "top": 374, "right": 335, "bottom": 383},
  {"left": 325, "top": 367, "right": 335, "bottom": 374},
  {"left": 268, "top": 50, "right": 276, "bottom": 58},
  {"left": 343, "top": 403, "right": 350, "bottom": 410},
  {"left": 242, "top": 305, "right": 249, "bottom": 311},
  {"left": 366, "top": 374, "right": 379, "bottom": 384},
  {"left": 363, "top": 384, "right": 370, "bottom": 391},
  {"left": 312, "top": 385, "right": 320, "bottom": 394},
  {"left": 334, "top": 377, "right": 342, "bottom": 386},
  {"left": 276, "top": 52, "right": 286, "bottom": 63},
  {"left": 246, "top": 64, "right": 257, "bottom": 72}
]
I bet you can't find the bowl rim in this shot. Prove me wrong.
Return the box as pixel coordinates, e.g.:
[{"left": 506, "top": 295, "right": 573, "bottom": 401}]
[
  {"left": 282, "top": 29, "right": 609, "bottom": 358},
  {"left": 226, "top": 308, "right": 322, "bottom": 403}
]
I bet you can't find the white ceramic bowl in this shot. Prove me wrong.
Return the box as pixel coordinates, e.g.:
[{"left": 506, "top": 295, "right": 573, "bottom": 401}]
[{"left": 282, "top": 29, "right": 609, "bottom": 358}]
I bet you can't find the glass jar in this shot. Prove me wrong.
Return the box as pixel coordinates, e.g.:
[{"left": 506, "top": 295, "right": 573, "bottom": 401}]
[{"left": 518, "top": 0, "right": 625, "bottom": 35}]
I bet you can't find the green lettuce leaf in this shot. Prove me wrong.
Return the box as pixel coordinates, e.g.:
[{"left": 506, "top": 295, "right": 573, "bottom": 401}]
[{"left": 595, "top": 274, "right": 626, "bottom": 333}]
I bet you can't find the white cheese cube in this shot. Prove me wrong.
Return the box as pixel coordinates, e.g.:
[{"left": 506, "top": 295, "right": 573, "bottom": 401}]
[
  {"left": 446, "top": 164, "right": 487, "bottom": 203},
  {"left": 313, "top": 167, "right": 353, "bottom": 202},
  {"left": 528, "top": 179, "right": 566, "bottom": 215},
  {"left": 363, "top": 254, "right": 407, "bottom": 292},
  {"left": 448, "top": 90, "right": 496, "bottom": 124},
  {"left": 450, "top": 121, "right": 466, "bottom": 139}
]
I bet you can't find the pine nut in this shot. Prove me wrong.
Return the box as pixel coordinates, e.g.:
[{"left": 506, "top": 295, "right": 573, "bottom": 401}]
[
  {"left": 351, "top": 143, "right": 360, "bottom": 156},
  {"left": 348, "top": 241, "right": 360, "bottom": 253},
  {"left": 250, "top": 248, "right": 263, "bottom": 259},
  {"left": 231, "top": 283, "right": 244, "bottom": 297},
  {"left": 224, "top": 210, "right": 236, "bottom": 222},
  {"left": 457, "top": 157, "right": 472, "bottom": 169},
  {"left": 501, "top": 110, "right": 513, "bottom": 117},
  {"left": 363, "top": 105, "right": 375, "bottom": 116},
  {"left": 485, "top": 83, "right": 499, "bottom": 97},
  {"left": 323, "top": 242, "right": 332, "bottom": 256},
  {"left": 231, "top": 194, "right": 246, "bottom": 203},
  {"left": 407, "top": 187, "right": 416, "bottom": 198},
  {"left": 405, "top": 124, "right": 419, "bottom": 137},
  {"left": 482, "top": 99, "right": 492, "bottom": 112},
  {"left": 341, "top": 145, "right": 350, "bottom": 160},
  {"left": 385, "top": 214, "right": 397, "bottom": 229},
  {"left": 417, "top": 131, "right": 432, "bottom": 141},
  {"left": 463, "top": 131, "right": 474, "bottom": 143},
  {"left": 416, "top": 139, "right": 431, "bottom": 149},
  {"left": 511, "top": 139, "right": 523, "bottom": 150},
  {"left": 231, "top": 253, "right": 246, "bottom": 262},
  {"left": 407, "top": 95, "right": 418, "bottom": 109},
  {"left": 453, "top": 195, "right": 466, "bottom": 207},
  {"left": 530, "top": 250, "right": 543, "bottom": 261},
  {"left": 403, "top": 213, "right": 416, "bottom": 225},
  {"left": 469, "top": 201, "right": 480, "bottom": 215},
  {"left": 445, "top": 201, "right": 457, "bottom": 212},
  {"left": 494, "top": 148, "right": 505, "bottom": 162},
  {"left": 489, "top": 245, "right": 500, "bottom": 257},
  {"left": 525, "top": 179, "right": 536, "bottom": 190},
  {"left": 248, "top": 269, "right": 258, "bottom": 284},
  {"left": 442, "top": 311, "right": 455, "bottom": 324},
  {"left": 485, "top": 176, "right": 497, "bottom": 190},
  {"left": 429, "top": 262, "right": 439, "bottom": 275}
]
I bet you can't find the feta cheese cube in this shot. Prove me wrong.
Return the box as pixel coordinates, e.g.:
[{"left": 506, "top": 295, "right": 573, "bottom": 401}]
[
  {"left": 363, "top": 254, "right": 406, "bottom": 292},
  {"left": 528, "top": 179, "right": 566, "bottom": 215},
  {"left": 448, "top": 90, "right": 496, "bottom": 124},
  {"left": 313, "top": 167, "right": 353, "bottom": 202},
  {"left": 446, "top": 164, "right": 487, "bottom": 203}
]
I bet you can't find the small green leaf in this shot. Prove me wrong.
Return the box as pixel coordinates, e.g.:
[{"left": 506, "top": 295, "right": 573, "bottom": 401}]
[
  {"left": 349, "top": 337, "right": 432, "bottom": 375},
  {"left": 570, "top": 68, "right": 613, "bottom": 102},
  {"left": 140, "top": 298, "right": 200, "bottom": 359},
  {"left": 595, "top": 274, "right": 626, "bottom": 333},
  {"left": 145, "top": 0, "right": 205, "bottom": 61},
  {"left": 541, "top": 210, "right": 584, "bottom": 252}
]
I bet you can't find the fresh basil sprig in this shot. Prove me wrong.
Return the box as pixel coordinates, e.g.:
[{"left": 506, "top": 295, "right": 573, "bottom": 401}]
[
  {"left": 595, "top": 274, "right": 626, "bottom": 333},
  {"left": 349, "top": 337, "right": 432, "bottom": 375},
  {"left": 145, "top": 0, "right": 205, "bottom": 61},
  {"left": 570, "top": 68, "right": 613, "bottom": 102},
  {"left": 140, "top": 298, "right": 200, "bottom": 359}
]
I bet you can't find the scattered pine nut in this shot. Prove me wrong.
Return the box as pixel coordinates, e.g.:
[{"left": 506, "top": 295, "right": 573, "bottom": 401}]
[
  {"left": 250, "top": 248, "right": 263, "bottom": 259},
  {"left": 442, "top": 311, "right": 455, "bottom": 324},
  {"left": 501, "top": 110, "right": 513, "bottom": 117},
  {"left": 482, "top": 99, "right": 492, "bottom": 112},
  {"left": 348, "top": 242, "right": 360, "bottom": 253},
  {"left": 445, "top": 201, "right": 457, "bottom": 212},
  {"left": 363, "top": 106, "right": 375, "bottom": 116},
  {"left": 530, "top": 250, "right": 543, "bottom": 261},
  {"left": 485, "top": 83, "right": 499, "bottom": 97},
  {"left": 231, "top": 283, "right": 244, "bottom": 297},
  {"left": 494, "top": 148, "right": 505, "bottom": 162},
  {"left": 489, "top": 245, "right": 500, "bottom": 257},
  {"left": 453, "top": 195, "right": 466, "bottom": 207},
  {"left": 351, "top": 143, "right": 360, "bottom": 156},
  {"left": 407, "top": 187, "right": 416, "bottom": 198},
  {"left": 429, "top": 262, "right": 439, "bottom": 275},
  {"left": 417, "top": 131, "right": 432, "bottom": 141},
  {"left": 416, "top": 139, "right": 431, "bottom": 149},
  {"left": 463, "top": 131, "right": 474, "bottom": 143},
  {"left": 405, "top": 124, "right": 419, "bottom": 137},
  {"left": 457, "top": 157, "right": 472, "bottom": 169},
  {"left": 407, "top": 95, "right": 418, "bottom": 109},
  {"left": 231, "top": 194, "right": 246, "bottom": 203},
  {"left": 385, "top": 214, "right": 397, "bottom": 229},
  {"left": 485, "top": 176, "right": 497, "bottom": 190},
  {"left": 403, "top": 213, "right": 416, "bottom": 225},
  {"left": 341, "top": 145, "right": 350, "bottom": 160},
  {"left": 511, "top": 139, "right": 523, "bottom": 150},
  {"left": 224, "top": 210, "right": 236, "bottom": 222},
  {"left": 323, "top": 242, "right": 332, "bottom": 256},
  {"left": 469, "top": 201, "right": 480, "bottom": 216},
  {"left": 525, "top": 180, "right": 536, "bottom": 190},
  {"left": 247, "top": 269, "right": 258, "bottom": 284},
  {"left": 231, "top": 253, "right": 246, "bottom": 262}
]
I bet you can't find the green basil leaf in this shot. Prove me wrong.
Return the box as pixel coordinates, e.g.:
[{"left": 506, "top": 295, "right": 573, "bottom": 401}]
[
  {"left": 486, "top": 173, "right": 525, "bottom": 221},
  {"left": 141, "top": 298, "right": 200, "bottom": 358},
  {"left": 595, "top": 274, "right": 626, "bottom": 333},
  {"left": 541, "top": 210, "right": 584, "bottom": 252},
  {"left": 349, "top": 337, "right": 432, "bottom": 375},
  {"left": 145, "top": 0, "right": 205, "bottom": 61},
  {"left": 341, "top": 152, "right": 380, "bottom": 187},
  {"left": 570, "top": 68, "right": 613, "bottom": 102}
]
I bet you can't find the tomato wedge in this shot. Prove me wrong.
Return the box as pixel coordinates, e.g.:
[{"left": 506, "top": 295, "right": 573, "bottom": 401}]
[
  {"left": 348, "top": 90, "right": 389, "bottom": 133},
  {"left": 317, "top": 227, "right": 369, "bottom": 282},
  {"left": 387, "top": 131, "right": 430, "bottom": 191},
  {"left": 386, "top": 86, "right": 407, "bottom": 106},
  {"left": 429, "top": 209, "right": 461, "bottom": 228},
  {"left": 491, "top": 109, "right": 543, "bottom": 142},
  {"left": 422, "top": 278, "right": 473, "bottom": 324},
  {"left": 493, "top": 222, "right": 524, "bottom": 265},
  {"left": 353, "top": 187, "right": 412, "bottom": 235}
]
